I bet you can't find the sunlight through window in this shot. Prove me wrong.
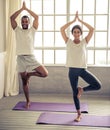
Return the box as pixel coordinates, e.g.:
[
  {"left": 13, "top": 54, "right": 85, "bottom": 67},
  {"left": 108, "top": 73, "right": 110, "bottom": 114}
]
[{"left": 22, "top": 0, "right": 110, "bottom": 66}]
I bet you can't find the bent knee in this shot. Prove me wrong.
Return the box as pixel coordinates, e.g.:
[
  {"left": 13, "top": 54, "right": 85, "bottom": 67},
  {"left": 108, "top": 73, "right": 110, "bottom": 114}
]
[
  {"left": 96, "top": 82, "right": 101, "bottom": 90},
  {"left": 42, "top": 71, "right": 48, "bottom": 77},
  {"left": 98, "top": 84, "right": 101, "bottom": 90}
]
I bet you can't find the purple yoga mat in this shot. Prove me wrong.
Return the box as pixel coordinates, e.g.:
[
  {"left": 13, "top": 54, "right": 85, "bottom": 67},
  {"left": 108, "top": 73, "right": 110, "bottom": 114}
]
[
  {"left": 13, "top": 101, "right": 88, "bottom": 113},
  {"left": 37, "top": 112, "right": 110, "bottom": 128}
]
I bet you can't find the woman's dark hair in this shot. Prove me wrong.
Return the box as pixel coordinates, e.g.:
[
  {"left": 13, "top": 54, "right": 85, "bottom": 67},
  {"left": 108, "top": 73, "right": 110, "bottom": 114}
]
[{"left": 71, "top": 25, "right": 82, "bottom": 35}]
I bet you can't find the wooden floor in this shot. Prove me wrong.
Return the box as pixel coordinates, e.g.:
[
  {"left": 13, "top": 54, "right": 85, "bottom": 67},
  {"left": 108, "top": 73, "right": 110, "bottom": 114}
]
[{"left": 0, "top": 93, "right": 110, "bottom": 130}]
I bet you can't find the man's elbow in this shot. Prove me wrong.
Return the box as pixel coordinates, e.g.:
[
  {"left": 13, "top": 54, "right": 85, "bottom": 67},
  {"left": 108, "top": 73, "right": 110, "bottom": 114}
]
[{"left": 10, "top": 15, "right": 13, "bottom": 20}]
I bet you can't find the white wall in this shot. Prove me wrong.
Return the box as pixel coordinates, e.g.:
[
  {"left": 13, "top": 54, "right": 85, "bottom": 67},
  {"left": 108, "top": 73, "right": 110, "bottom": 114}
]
[
  {"left": 0, "top": 0, "right": 5, "bottom": 52},
  {"left": 19, "top": 66, "right": 110, "bottom": 96}
]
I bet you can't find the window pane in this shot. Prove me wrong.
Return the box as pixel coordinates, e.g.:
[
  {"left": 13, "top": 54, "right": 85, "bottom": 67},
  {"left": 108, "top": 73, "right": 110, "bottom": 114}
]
[
  {"left": 109, "top": 40, "right": 110, "bottom": 47},
  {"left": 95, "top": 50, "right": 106, "bottom": 65},
  {"left": 70, "top": 0, "right": 82, "bottom": 14},
  {"left": 55, "top": 50, "right": 66, "bottom": 64},
  {"left": 44, "top": 50, "right": 54, "bottom": 64},
  {"left": 34, "top": 50, "right": 42, "bottom": 63},
  {"left": 55, "top": 32, "right": 66, "bottom": 47},
  {"left": 34, "top": 32, "right": 42, "bottom": 47},
  {"left": 55, "top": 16, "right": 66, "bottom": 30},
  {"left": 83, "top": 32, "right": 94, "bottom": 47},
  {"left": 87, "top": 50, "right": 94, "bottom": 65},
  {"left": 95, "top": 32, "right": 107, "bottom": 47},
  {"left": 96, "top": 0, "right": 108, "bottom": 14},
  {"left": 30, "top": 0, "right": 109, "bottom": 66},
  {"left": 55, "top": 0, "right": 66, "bottom": 14},
  {"left": 83, "top": 0, "right": 95, "bottom": 14},
  {"left": 43, "top": 0, "right": 54, "bottom": 14},
  {"left": 108, "top": 30, "right": 110, "bottom": 47},
  {"left": 31, "top": 16, "right": 42, "bottom": 31},
  {"left": 31, "top": 0, "right": 42, "bottom": 14},
  {"left": 44, "top": 32, "right": 54, "bottom": 47},
  {"left": 38, "top": 16, "right": 42, "bottom": 31},
  {"left": 96, "top": 16, "right": 107, "bottom": 30},
  {"left": 43, "top": 16, "right": 54, "bottom": 30},
  {"left": 83, "top": 16, "right": 94, "bottom": 30}
]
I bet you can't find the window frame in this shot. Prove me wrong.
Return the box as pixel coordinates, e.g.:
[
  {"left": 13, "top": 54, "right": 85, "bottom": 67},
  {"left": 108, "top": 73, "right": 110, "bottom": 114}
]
[{"left": 22, "top": 0, "right": 110, "bottom": 66}]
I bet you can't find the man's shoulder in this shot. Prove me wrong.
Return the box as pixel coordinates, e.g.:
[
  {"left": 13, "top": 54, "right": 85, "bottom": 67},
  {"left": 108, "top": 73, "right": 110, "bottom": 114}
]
[
  {"left": 14, "top": 26, "right": 21, "bottom": 31},
  {"left": 30, "top": 26, "right": 37, "bottom": 31}
]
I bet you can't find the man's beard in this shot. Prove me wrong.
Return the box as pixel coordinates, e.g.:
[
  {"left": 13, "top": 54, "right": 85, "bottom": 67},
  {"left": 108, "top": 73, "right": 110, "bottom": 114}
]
[{"left": 22, "top": 24, "right": 28, "bottom": 29}]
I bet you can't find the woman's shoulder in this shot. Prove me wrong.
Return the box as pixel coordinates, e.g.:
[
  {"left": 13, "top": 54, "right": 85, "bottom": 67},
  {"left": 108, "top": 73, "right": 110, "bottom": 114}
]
[{"left": 81, "top": 38, "right": 87, "bottom": 44}]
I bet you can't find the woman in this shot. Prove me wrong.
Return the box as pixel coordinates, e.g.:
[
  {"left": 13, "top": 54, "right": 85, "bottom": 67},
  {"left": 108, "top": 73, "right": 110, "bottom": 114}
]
[{"left": 60, "top": 11, "right": 101, "bottom": 122}]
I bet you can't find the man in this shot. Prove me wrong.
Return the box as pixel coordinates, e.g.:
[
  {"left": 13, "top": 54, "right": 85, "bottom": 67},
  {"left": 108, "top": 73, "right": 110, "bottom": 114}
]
[{"left": 10, "top": 2, "right": 48, "bottom": 108}]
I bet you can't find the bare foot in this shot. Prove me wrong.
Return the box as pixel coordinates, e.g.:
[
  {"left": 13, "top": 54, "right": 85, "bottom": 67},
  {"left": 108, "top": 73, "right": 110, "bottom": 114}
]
[
  {"left": 77, "top": 87, "right": 83, "bottom": 98},
  {"left": 74, "top": 114, "right": 82, "bottom": 122},
  {"left": 25, "top": 102, "right": 31, "bottom": 109}
]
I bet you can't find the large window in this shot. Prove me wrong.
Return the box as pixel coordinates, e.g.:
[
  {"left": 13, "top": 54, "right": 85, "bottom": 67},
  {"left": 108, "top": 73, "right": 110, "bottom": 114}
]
[{"left": 22, "top": 0, "right": 110, "bottom": 66}]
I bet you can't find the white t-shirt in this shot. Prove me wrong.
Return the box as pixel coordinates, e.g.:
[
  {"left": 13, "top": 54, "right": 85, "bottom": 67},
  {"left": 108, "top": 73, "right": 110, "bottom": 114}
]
[
  {"left": 66, "top": 38, "right": 87, "bottom": 68},
  {"left": 15, "top": 26, "right": 36, "bottom": 55}
]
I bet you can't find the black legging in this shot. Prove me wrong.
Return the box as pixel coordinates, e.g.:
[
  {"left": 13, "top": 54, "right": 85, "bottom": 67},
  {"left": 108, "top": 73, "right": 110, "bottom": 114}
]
[{"left": 68, "top": 67, "right": 101, "bottom": 110}]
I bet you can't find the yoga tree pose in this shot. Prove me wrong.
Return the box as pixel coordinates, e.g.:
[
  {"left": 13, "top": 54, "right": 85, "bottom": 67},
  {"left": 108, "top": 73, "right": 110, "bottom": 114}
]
[
  {"left": 60, "top": 11, "right": 101, "bottom": 122},
  {"left": 10, "top": 1, "right": 48, "bottom": 108}
]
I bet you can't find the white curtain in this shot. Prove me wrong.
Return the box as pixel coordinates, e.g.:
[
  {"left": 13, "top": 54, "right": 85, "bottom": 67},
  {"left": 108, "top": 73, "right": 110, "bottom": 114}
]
[{"left": 5, "top": 0, "right": 21, "bottom": 96}]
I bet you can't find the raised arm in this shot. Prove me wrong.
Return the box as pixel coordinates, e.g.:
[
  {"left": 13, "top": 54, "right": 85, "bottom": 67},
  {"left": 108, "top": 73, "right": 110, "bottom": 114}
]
[
  {"left": 23, "top": 2, "right": 39, "bottom": 29},
  {"left": 10, "top": 7, "right": 23, "bottom": 30},
  {"left": 77, "top": 13, "right": 94, "bottom": 43},
  {"left": 10, "top": 1, "right": 39, "bottom": 30},
  {"left": 60, "top": 13, "right": 77, "bottom": 43}
]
